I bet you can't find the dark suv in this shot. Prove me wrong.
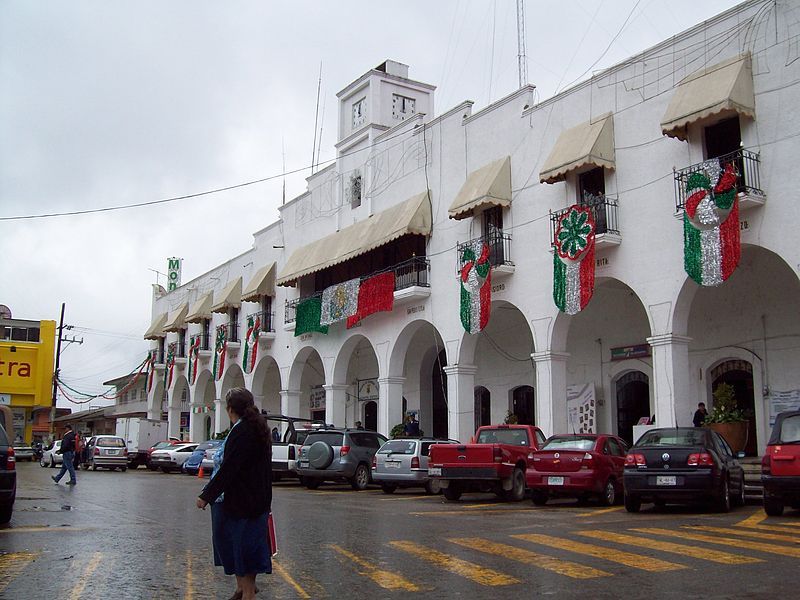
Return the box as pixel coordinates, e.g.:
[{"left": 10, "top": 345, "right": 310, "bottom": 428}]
[
  {"left": 297, "top": 428, "right": 387, "bottom": 490},
  {"left": 0, "top": 422, "right": 16, "bottom": 524}
]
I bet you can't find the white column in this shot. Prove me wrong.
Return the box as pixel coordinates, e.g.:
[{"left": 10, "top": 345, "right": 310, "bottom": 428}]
[
  {"left": 324, "top": 384, "right": 348, "bottom": 427},
  {"left": 442, "top": 364, "right": 477, "bottom": 443},
  {"left": 531, "top": 351, "right": 569, "bottom": 438},
  {"left": 647, "top": 334, "right": 692, "bottom": 427},
  {"left": 167, "top": 406, "right": 181, "bottom": 439},
  {"left": 377, "top": 376, "right": 405, "bottom": 437},
  {"left": 189, "top": 406, "right": 205, "bottom": 441},
  {"left": 214, "top": 397, "right": 230, "bottom": 433},
  {"left": 279, "top": 389, "right": 301, "bottom": 437}
]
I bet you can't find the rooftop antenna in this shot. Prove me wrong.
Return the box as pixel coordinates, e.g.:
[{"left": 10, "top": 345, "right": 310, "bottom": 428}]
[
  {"left": 310, "top": 61, "right": 323, "bottom": 174},
  {"left": 316, "top": 91, "right": 326, "bottom": 170},
  {"left": 281, "top": 137, "right": 286, "bottom": 205},
  {"left": 516, "top": 0, "right": 528, "bottom": 88}
]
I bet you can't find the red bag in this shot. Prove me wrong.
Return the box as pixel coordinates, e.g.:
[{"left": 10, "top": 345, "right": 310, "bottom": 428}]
[{"left": 268, "top": 512, "right": 277, "bottom": 557}]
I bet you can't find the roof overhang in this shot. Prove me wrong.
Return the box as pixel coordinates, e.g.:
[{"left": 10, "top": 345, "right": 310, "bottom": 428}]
[
  {"left": 162, "top": 303, "right": 189, "bottom": 332},
  {"left": 143, "top": 313, "right": 167, "bottom": 340},
  {"left": 448, "top": 156, "right": 511, "bottom": 220},
  {"left": 242, "top": 263, "right": 276, "bottom": 302},
  {"left": 185, "top": 292, "right": 213, "bottom": 324},
  {"left": 211, "top": 277, "right": 243, "bottom": 314},
  {"left": 539, "top": 112, "right": 615, "bottom": 184},
  {"left": 660, "top": 53, "right": 755, "bottom": 141}
]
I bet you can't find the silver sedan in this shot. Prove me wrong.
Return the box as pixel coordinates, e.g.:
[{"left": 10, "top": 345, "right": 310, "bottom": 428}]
[{"left": 372, "top": 438, "right": 459, "bottom": 495}]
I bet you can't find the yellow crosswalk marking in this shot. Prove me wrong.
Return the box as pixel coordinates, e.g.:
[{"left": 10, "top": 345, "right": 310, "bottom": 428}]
[
  {"left": 0, "top": 552, "right": 37, "bottom": 593},
  {"left": 0, "top": 526, "right": 91, "bottom": 533},
  {"left": 380, "top": 495, "right": 432, "bottom": 502},
  {"left": 461, "top": 502, "right": 507, "bottom": 509},
  {"left": 735, "top": 511, "right": 766, "bottom": 528},
  {"left": 735, "top": 522, "right": 800, "bottom": 535},
  {"left": 389, "top": 540, "right": 520, "bottom": 586},
  {"left": 578, "top": 530, "right": 761, "bottom": 565},
  {"left": 329, "top": 544, "right": 421, "bottom": 591},
  {"left": 634, "top": 528, "right": 800, "bottom": 558},
  {"left": 449, "top": 537, "right": 611, "bottom": 579},
  {"left": 70, "top": 552, "right": 102, "bottom": 600},
  {"left": 410, "top": 509, "right": 536, "bottom": 516},
  {"left": 692, "top": 526, "right": 800, "bottom": 544},
  {"left": 577, "top": 506, "right": 624, "bottom": 517},
  {"left": 273, "top": 560, "right": 311, "bottom": 599},
  {"left": 513, "top": 533, "right": 685, "bottom": 572},
  {"left": 184, "top": 548, "right": 194, "bottom": 600}
]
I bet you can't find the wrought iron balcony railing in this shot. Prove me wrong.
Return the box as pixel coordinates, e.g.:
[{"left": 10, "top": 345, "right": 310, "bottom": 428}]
[
  {"left": 191, "top": 333, "right": 210, "bottom": 352},
  {"left": 456, "top": 230, "right": 513, "bottom": 269},
  {"left": 549, "top": 193, "right": 620, "bottom": 242},
  {"left": 673, "top": 148, "right": 763, "bottom": 212},
  {"left": 227, "top": 321, "right": 239, "bottom": 343},
  {"left": 247, "top": 310, "right": 276, "bottom": 334}
]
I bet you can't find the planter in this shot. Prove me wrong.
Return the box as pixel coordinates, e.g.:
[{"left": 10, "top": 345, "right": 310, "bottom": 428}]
[{"left": 707, "top": 421, "right": 749, "bottom": 454}]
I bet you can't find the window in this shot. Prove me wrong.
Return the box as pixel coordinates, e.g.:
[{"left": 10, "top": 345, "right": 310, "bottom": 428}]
[
  {"left": 477, "top": 428, "right": 530, "bottom": 446},
  {"left": 349, "top": 171, "right": 362, "bottom": 209},
  {"left": 378, "top": 440, "right": 416, "bottom": 455},
  {"left": 578, "top": 167, "right": 607, "bottom": 234},
  {"left": 608, "top": 438, "right": 627, "bottom": 456},
  {"left": 542, "top": 437, "right": 596, "bottom": 451},
  {"left": 228, "top": 308, "right": 239, "bottom": 342},
  {"left": 178, "top": 329, "right": 187, "bottom": 358},
  {"left": 392, "top": 94, "right": 416, "bottom": 120},
  {"left": 202, "top": 319, "right": 211, "bottom": 350},
  {"left": 352, "top": 97, "right": 366, "bottom": 129},
  {"left": 704, "top": 116, "right": 741, "bottom": 160},
  {"left": 97, "top": 437, "right": 125, "bottom": 448}
]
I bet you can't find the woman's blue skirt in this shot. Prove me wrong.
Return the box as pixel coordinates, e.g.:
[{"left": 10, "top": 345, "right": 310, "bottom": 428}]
[{"left": 211, "top": 502, "right": 272, "bottom": 576}]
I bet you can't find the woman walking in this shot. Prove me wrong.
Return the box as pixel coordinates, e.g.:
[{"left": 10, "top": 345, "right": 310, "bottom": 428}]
[{"left": 196, "top": 388, "right": 272, "bottom": 600}]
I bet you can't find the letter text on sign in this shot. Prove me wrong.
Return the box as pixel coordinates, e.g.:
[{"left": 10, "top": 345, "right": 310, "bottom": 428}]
[{"left": 168, "top": 257, "right": 183, "bottom": 291}]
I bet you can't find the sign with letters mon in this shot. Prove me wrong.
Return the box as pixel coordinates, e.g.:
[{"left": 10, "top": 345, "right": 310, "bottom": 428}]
[{"left": 167, "top": 257, "right": 183, "bottom": 292}]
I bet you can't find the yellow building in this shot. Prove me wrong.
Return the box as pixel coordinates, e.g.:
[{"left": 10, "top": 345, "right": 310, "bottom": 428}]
[{"left": 0, "top": 318, "right": 56, "bottom": 443}]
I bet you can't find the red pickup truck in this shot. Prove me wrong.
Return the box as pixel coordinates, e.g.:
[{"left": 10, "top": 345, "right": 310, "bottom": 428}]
[{"left": 428, "top": 424, "right": 546, "bottom": 501}]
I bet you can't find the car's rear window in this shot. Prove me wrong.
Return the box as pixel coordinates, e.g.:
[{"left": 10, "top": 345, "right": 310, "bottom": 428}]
[
  {"left": 477, "top": 428, "right": 530, "bottom": 446},
  {"left": 777, "top": 415, "right": 800, "bottom": 443},
  {"left": 152, "top": 441, "right": 172, "bottom": 450},
  {"left": 97, "top": 437, "right": 125, "bottom": 448},
  {"left": 378, "top": 440, "right": 416, "bottom": 455},
  {"left": 294, "top": 430, "right": 312, "bottom": 445},
  {"left": 305, "top": 432, "right": 344, "bottom": 446},
  {"left": 542, "top": 437, "right": 596, "bottom": 451},
  {"left": 637, "top": 430, "right": 706, "bottom": 447},
  {"left": 0, "top": 425, "right": 8, "bottom": 446},
  {"left": 197, "top": 441, "right": 220, "bottom": 451}
]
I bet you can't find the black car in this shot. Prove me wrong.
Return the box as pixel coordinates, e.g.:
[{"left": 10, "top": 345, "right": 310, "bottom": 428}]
[
  {"left": 623, "top": 427, "right": 745, "bottom": 513},
  {"left": 0, "top": 422, "right": 17, "bottom": 524}
]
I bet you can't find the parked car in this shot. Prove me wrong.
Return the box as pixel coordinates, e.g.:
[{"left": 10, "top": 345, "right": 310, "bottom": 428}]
[
  {"left": 372, "top": 437, "right": 458, "bottom": 494},
  {"left": 0, "top": 423, "right": 16, "bottom": 524},
  {"left": 40, "top": 440, "right": 63, "bottom": 468},
  {"left": 297, "top": 428, "right": 387, "bottom": 490},
  {"left": 428, "top": 424, "right": 545, "bottom": 502},
  {"left": 146, "top": 439, "right": 188, "bottom": 470},
  {"left": 183, "top": 440, "right": 222, "bottom": 476},
  {"left": 11, "top": 443, "right": 34, "bottom": 462},
  {"left": 266, "top": 415, "right": 325, "bottom": 481},
  {"left": 150, "top": 443, "right": 198, "bottom": 473},
  {"left": 81, "top": 435, "right": 129, "bottom": 471},
  {"left": 623, "top": 427, "right": 745, "bottom": 513},
  {"left": 526, "top": 434, "right": 628, "bottom": 506},
  {"left": 762, "top": 410, "right": 800, "bottom": 516}
]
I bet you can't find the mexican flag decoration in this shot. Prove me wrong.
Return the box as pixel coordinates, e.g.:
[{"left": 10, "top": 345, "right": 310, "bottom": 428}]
[
  {"left": 553, "top": 205, "right": 596, "bottom": 315},
  {"left": 146, "top": 350, "right": 155, "bottom": 393},
  {"left": 683, "top": 159, "right": 740, "bottom": 286},
  {"left": 294, "top": 296, "right": 329, "bottom": 337},
  {"left": 187, "top": 335, "right": 201, "bottom": 385},
  {"left": 347, "top": 271, "right": 395, "bottom": 328},
  {"left": 213, "top": 325, "right": 227, "bottom": 381},
  {"left": 242, "top": 314, "right": 261, "bottom": 374},
  {"left": 459, "top": 241, "right": 492, "bottom": 334},
  {"left": 321, "top": 278, "right": 360, "bottom": 326},
  {"left": 165, "top": 343, "right": 177, "bottom": 389}
]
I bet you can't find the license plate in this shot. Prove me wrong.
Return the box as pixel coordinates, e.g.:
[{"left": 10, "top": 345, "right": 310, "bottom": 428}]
[
  {"left": 657, "top": 475, "right": 677, "bottom": 486},
  {"left": 108, "top": 450, "right": 119, "bottom": 455},
  {"left": 299, "top": 461, "right": 309, "bottom": 468},
  {"left": 548, "top": 476, "right": 565, "bottom": 486},
  {"left": 386, "top": 461, "right": 401, "bottom": 469},
  {"left": 428, "top": 467, "right": 442, "bottom": 476}
]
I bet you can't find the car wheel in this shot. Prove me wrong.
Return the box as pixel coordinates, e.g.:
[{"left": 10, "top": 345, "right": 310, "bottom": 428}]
[
  {"left": 624, "top": 493, "right": 641, "bottom": 513},
  {"left": 49, "top": 456, "right": 56, "bottom": 468},
  {"left": 350, "top": 464, "right": 370, "bottom": 491},
  {"left": 601, "top": 479, "right": 616, "bottom": 507},
  {"left": 425, "top": 478, "right": 442, "bottom": 495},
  {"left": 531, "top": 490, "right": 548, "bottom": 506},
  {"left": 716, "top": 478, "right": 731, "bottom": 513},
  {"left": 381, "top": 484, "right": 397, "bottom": 494},
  {"left": 305, "top": 479, "right": 321, "bottom": 490},
  {"left": 443, "top": 484, "right": 462, "bottom": 502},
  {"left": 764, "top": 496, "right": 784, "bottom": 517},
  {"left": 0, "top": 503, "right": 12, "bottom": 525},
  {"left": 40, "top": 456, "right": 47, "bottom": 468},
  {"left": 732, "top": 474, "right": 746, "bottom": 507},
  {"left": 505, "top": 468, "right": 526, "bottom": 502}
]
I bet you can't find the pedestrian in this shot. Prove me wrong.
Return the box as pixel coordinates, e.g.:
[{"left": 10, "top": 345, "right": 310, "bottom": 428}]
[
  {"left": 355, "top": 421, "right": 364, "bottom": 430},
  {"left": 196, "top": 388, "right": 272, "bottom": 600},
  {"left": 271, "top": 427, "right": 280, "bottom": 442},
  {"left": 693, "top": 402, "right": 708, "bottom": 427},
  {"left": 52, "top": 424, "right": 77, "bottom": 485}
]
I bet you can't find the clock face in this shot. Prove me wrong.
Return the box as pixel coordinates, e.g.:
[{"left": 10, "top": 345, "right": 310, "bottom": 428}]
[
  {"left": 392, "top": 94, "right": 416, "bottom": 120},
  {"left": 352, "top": 98, "right": 366, "bottom": 128}
]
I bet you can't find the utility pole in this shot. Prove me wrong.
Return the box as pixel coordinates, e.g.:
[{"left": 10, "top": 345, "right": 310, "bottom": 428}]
[
  {"left": 50, "top": 302, "right": 65, "bottom": 438},
  {"left": 516, "top": 0, "right": 529, "bottom": 88}
]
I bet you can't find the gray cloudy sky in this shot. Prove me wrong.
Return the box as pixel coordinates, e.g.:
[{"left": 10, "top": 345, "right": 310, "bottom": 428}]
[{"left": 0, "top": 0, "right": 740, "bottom": 407}]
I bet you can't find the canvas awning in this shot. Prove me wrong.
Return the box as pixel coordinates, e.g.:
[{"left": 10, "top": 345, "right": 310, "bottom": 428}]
[
  {"left": 539, "top": 112, "right": 615, "bottom": 184},
  {"left": 185, "top": 292, "right": 213, "bottom": 324},
  {"left": 211, "top": 277, "right": 243, "bottom": 313},
  {"left": 162, "top": 303, "right": 188, "bottom": 333},
  {"left": 661, "top": 54, "right": 754, "bottom": 141},
  {"left": 242, "top": 262, "right": 276, "bottom": 302},
  {"left": 448, "top": 156, "right": 511, "bottom": 220},
  {"left": 277, "top": 191, "right": 432, "bottom": 286},
  {"left": 143, "top": 312, "right": 167, "bottom": 340}
]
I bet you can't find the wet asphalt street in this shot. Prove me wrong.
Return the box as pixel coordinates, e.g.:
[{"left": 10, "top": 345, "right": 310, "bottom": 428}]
[{"left": 2, "top": 461, "right": 800, "bottom": 599}]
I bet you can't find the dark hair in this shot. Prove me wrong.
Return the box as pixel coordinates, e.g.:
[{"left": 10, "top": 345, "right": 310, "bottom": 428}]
[
  {"left": 65, "top": 424, "right": 73, "bottom": 431},
  {"left": 225, "top": 387, "right": 270, "bottom": 447}
]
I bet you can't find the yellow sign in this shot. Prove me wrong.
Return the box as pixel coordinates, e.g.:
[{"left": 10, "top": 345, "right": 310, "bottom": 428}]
[{"left": 0, "top": 346, "right": 39, "bottom": 395}]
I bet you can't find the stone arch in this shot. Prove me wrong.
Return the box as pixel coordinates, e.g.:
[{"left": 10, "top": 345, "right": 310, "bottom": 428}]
[
  {"left": 148, "top": 376, "right": 165, "bottom": 421},
  {"left": 333, "top": 333, "right": 379, "bottom": 385},
  {"left": 457, "top": 299, "right": 535, "bottom": 365},
  {"left": 190, "top": 369, "right": 216, "bottom": 440},
  {"left": 610, "top": 367, "right": 652, "bottom": 443},
  {"left": 388, "top": 319, "right": 448, "bottom": 379},
  {"left": 168, "top": 374, "right": 190, "bottom": 439},
  {"left": 288, "top": 346, "right": 326, "bottom": 392},
  {"left": 251, "top": 355, "right": 282, "bottom": 414}
]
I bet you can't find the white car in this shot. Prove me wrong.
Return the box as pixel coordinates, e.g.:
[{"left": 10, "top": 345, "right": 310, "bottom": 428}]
[
  {"left": 40, "top": 440, "right": 63, "bottom": 468},
  {"left": 149, "top": 443, "right": 198, "bottom": 473}
]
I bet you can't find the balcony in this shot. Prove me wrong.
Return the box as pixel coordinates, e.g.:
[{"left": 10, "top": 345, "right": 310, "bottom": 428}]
[
  {"left": 191, "top": 332, "right": 211, "bottom": 353},
  {"left": 248, "top": 310, "right": 277, "bottom": 344},
  {"left": 549, "top": 194, "right": 621, "bottom": 250},
  {"left": 284, "top": 257, "right": 431, "bottom": 324},
  {"left": 673, "top": 148, "right": 765, "bottom": 214},
  {"left": 456, "top": 231, "right": 514, "bottom": 277}
]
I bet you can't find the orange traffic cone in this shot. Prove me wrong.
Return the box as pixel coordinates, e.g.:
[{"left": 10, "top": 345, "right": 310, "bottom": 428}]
[{"left": 198, "top": 465, "right": 204, "bottom": 478}]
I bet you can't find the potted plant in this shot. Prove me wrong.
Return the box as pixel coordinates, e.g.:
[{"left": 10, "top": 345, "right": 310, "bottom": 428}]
[{"left": 704, "top": 383, "right": 749, "bottom": 453}]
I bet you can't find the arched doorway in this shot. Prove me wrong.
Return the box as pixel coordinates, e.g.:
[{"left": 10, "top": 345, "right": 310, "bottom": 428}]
[
  {"left": 364, "top": 401, "right": 377, "bottom": 431},
  {"left": 204, "top": 415, "right": 212, "bottom": 440},
  {"left": 431, "top": 349, "right": 448, "bottom": 438},
  {"left": 474, "top": 386, "right": 490, "bottom": 430},
  {"left": 711, "top": 360, "right": 756, "bottom": 456},
  {"left": 616, "top": 371, "right": 650, "bottom": 444},
  {"left": 511, "top": 386, "right": 535, "bottom": 425}
]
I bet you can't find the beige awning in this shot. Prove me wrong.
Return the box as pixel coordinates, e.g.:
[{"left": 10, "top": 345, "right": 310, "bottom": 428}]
[
  {"left": 277, "top": 191, "right": 432, "bottom": 286},
  {"left": 143, "top": 312, "right": 167, "bottom": 340},
  {"left": 185, "top": 292, "right": 213, "bottom": 324},
  {"left": 661, "top": 53, "right": 754, "bottom": 141},
  {"left": 242, "top": 262, "right": 276, "bottom": 302},
  {"left": 448, "top": 157, "right": 511, "bottom": 220},
  {"left": 162, "top": 303, "right": 188, "bottom": 333},
  {"left": 539, "top": 112, "right": 615, "bottom": 184},
  {"left": 211, "top": 277, "right": 243, "bottom": 313}
]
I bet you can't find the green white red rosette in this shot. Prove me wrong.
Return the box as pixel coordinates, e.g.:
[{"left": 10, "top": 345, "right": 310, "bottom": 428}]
[{"left": 553, "top": 205, "right": 595, "bottom": 315}]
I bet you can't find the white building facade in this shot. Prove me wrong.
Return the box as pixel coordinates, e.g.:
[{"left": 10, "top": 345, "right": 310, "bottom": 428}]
[{"left": 144, "top": 0, "right": 800, "bottom": 456}]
